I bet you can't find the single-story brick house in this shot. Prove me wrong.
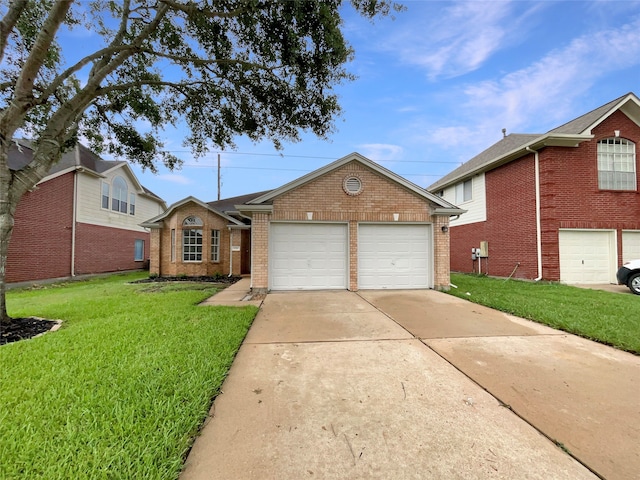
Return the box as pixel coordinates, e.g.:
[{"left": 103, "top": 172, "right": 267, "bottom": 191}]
[{"left": 143, "top": 153, "right": 465, "bottom": 292}]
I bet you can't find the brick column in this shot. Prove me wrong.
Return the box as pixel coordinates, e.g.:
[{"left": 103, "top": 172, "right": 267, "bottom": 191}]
[
  {"left": 251, "top": 213, "right": 269, "bottom": 292},
  {"left": 149, "top": 229, "right": 161, "bottom": 276},
  {"left": 433, "top": 216, "right": 451, "bottom": 291}
]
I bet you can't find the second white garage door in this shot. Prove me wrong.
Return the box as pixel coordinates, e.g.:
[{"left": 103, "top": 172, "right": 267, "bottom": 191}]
[
  {"left": 358, "top": 224, "right": 431, "bottom": 289},
  {"left": 558, "top": 229, "right": 616, "bottom": 284},
  {"left": 622, "top": 231, "right": 640, "bottom": 263},
  {"left": 270, "top": 223, "right": 348, "bottom": 290}
]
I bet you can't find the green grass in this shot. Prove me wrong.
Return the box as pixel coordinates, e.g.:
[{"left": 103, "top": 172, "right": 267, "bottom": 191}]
[
  {"left": 0, "top": 273, "right": 258, "bottom": 479},
  {"left": 449, "top": 273, "right": 640, "bottom": 354}
]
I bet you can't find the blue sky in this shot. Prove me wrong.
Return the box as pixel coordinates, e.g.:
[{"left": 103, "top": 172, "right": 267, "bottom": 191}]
[{"left": 111, "top": 1, "right": 640, "bottom": 205}]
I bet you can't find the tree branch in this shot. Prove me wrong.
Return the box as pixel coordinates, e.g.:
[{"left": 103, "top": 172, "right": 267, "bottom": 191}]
[
  {"left": 158, "top": 0, "right": 245, "bottom": 19},
  {"left": 12, "top": 0, "right": 73, "bottom": 105},
  {"left": 0, "top": 0, "right": 28, "bottom": 61},
  {"left": 96, "top": 79, "right": 206, "bottom": 97}
]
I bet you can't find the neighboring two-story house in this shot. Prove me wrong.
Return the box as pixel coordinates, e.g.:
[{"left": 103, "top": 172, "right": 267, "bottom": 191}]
[
  {"left": 429, "top": 92, "right": 640, "bottom": 284},
  {"left": 6, "top": 141, "right": 166, "bottom": 284}
]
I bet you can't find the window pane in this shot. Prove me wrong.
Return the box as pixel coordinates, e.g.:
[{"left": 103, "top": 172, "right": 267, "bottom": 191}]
[
  {"left": 102, "top": 182, "right": 109, "bottom": 209},
  {"left": 134, "top": 239, "right": 144, "bottom": 261},
  {"left": 170, "top": 229, "right": 175, "bottom": 262},
  {"left": 112, "top": 176, "right": 128, "bottom": 212},
  {"left": 463, "top": 179, "right": 472, "bottom": 202},
  {"left": 129, "top": 193, "right": 136, "bottom": 215},
  {"left": 211, "top": 230, "right": 220, "bottom": 262},
  {"left": 183, "top": 229, "right": 203, "bottom": 261},
  {"left": 597, "top": 138, "right": 636, "bottom": 190}
]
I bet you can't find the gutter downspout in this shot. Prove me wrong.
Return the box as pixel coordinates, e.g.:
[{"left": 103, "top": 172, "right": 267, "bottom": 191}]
[
  {"left": 526, "top": 146, "right": 543, "bottom": 281},
  {"left": 228, "top": 227, "right": 233, "bottom": 277},
  {"left": 71, "top": 146, "right": 80, "bottom": 277}
]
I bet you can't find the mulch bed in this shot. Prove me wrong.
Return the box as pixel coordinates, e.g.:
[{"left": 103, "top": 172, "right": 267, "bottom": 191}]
[
  {"left": 1, "top": 317, "right": 60, "bottom": 346},
  {"left": 132, "top": 275, "right": 241, "bottom": 284}
]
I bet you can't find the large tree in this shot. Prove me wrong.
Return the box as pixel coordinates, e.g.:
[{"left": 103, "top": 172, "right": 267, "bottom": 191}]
[{"left": 0, "top": 0, "right": 401, "bottom": 323}]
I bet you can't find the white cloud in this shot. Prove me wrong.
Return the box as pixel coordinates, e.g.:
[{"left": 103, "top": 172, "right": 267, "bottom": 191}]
[
  {"left": 461, "top": 15, "right": 640, "bottom": 133},
  {"left": 157, "top": 173, "right": 192, "bottom": 185},
  {"left": 381, "top": 1, "right": 544, "bottom": 80},
  {"left": 357, "top": 143, "right": 404, "bottom": 161}
]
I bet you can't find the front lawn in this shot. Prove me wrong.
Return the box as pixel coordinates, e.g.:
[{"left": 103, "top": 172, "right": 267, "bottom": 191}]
[
  {"left": 449, "top": 273, "right": 640, "bottom": 354},
  {"left": 0, "top": 273, "right": 258, "bottom": 479}
]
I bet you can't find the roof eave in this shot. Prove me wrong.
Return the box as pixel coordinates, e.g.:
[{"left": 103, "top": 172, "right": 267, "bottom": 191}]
[
  {"left": 235, "top": 204, "right": 274, "bottom": 217},
  {"left": 433, "top": 207, "right": 467, "bottom": 216},
  {"left": 432, "top": 133, "right": 593, "bottom": 191}
]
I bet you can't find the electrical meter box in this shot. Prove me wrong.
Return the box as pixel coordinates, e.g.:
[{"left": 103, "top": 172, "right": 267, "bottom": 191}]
[{"left": 479, "top": 241, "right": 489, "bottom": 258}]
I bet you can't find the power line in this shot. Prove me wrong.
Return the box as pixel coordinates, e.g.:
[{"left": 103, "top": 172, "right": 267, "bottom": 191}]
[
  {"left": 163, "top": 150, "right": 463, "bottom": 164},
  {"left": 181, "top": 164, "right": 443, "bottom": 177}
]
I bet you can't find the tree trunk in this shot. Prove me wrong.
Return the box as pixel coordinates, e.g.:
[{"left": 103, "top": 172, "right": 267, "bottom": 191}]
[{"left": 0, "top": 143, "right": 15, "bottom": 325}]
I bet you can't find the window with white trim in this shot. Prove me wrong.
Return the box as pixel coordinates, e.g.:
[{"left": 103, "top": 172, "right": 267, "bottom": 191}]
[
  {"left": 129, "top": 193, "right": 136, "bottom": 215},
  {"left": 134, "top": 239, "right": 144, "bottom": 261},
  {"left": 170, "top": 229, "right": 176, "bottom": 262},
  {"left": 182, "top": 216, "right": 203, "bottom": 262},
  {"left": 598, "top": 138, "right": 636, "bottom": 190},
  {"left": 111, "top": 176, "right": 128, "bottom": 213},
  {"left": 455, "top": 179, "right": 472, "bottom": 204},
  {"left": 101, "top": 182, "right": 110, "bottom": 209},
  {"left": 211, "top": 230, "right": 220, "bottom": 262}
]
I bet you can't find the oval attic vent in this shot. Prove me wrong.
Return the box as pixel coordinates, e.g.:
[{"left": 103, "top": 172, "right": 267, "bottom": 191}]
[{"left": 343, "top": 176, "right": 363, "bottom": 195}]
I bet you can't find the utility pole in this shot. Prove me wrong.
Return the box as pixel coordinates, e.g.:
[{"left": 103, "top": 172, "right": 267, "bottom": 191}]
[{"left": 217, "top": 153, "right": 221, "bottom": 200}]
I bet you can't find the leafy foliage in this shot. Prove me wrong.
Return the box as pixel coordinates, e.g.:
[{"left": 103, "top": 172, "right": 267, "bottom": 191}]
[
  {"left": 0, "top": 0, "right": 402, "bottom": 322},
  {"left": 1, "top": 0, "right": 402, "bottom": 169}
]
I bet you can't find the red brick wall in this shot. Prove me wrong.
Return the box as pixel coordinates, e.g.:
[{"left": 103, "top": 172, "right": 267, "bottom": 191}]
[
  {"left": 540, "top": 110, "right": 640, "bottom": 278},
  {"left": 250, "top": 161, "right": 449, "bottom": 291},
  {"left": 151, "top": 203, "right": 240, "bottom": 277},
  {"left": 74, "top": 223, "right": 150, "bottom": 275},
  {"left": 6, "top": 173, "right": 74, "bottom": 283},
  {"left": 450, "top": 156, "right": 538, "bottom": 279},
  {"left": 449, "top": 110, "right": 640, "bottom": 281}
]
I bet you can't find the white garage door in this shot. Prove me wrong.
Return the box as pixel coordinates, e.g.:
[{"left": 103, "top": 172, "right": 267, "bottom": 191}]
[
  {"left": 558, "top": 229, "right": 616, "bottom": 284},
  {"left": 358, "top": 224, "right": 431, "bottom": 289},
  {"left": 270, "top": 223, "right": 348, "bottom": 290},
  {"left": 622, "top": 231, "right": 640, "bottom": 263}
]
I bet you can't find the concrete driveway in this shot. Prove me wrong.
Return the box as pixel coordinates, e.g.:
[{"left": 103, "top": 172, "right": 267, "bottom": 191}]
[
  {"left": 361, "top": 290, "right": 640, "bottom": 480},
  {"left": 180, "top": 288, "right": 639, "bottom": 480}
]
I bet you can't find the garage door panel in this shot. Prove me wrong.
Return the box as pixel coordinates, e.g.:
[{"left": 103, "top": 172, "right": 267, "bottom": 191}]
[
  {"left": 559, "top": 230, "right": 616, "bottom": 284},
  {"left": 623, "top": 231, "right": 640, "bottom": 263},
  {"left": 358, "top": 224, "right": 431, "bottom": 289},
  {"left": 270, "top": 223, "right": 348, "bottom": 290}
]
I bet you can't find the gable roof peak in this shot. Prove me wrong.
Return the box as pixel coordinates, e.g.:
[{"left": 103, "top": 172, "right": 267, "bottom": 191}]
[
  {"left": 242, "top": 151, "right": 462, "bottom": 213},
  {"left": 549, "top": 91, "right": 639, "bottom": 135}
]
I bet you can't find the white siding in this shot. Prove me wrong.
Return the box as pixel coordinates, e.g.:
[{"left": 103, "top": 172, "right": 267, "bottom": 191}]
[
  {"left": 442, "top": 173, "right": 486, "bottom": 227},
  {"left": 76, "top": 168, "right": 165, "bottom": 232}
]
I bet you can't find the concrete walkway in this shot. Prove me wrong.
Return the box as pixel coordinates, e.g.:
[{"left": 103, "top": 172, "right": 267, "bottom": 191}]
[
  {"left": 198, "top": 277, "right": 263, "bottom": 308},
  {"left": 178, "top": 288, "right": 640, "bottom": 480}
]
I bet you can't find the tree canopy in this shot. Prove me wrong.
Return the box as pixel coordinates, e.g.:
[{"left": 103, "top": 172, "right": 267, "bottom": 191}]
[{"left": 0, "top": 0, "right": 401, "bottom": 322}]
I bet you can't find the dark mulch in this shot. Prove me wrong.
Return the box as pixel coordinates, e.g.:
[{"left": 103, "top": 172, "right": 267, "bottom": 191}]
[
  {"left": 1, "top": 317, "right": 59, "bottom": 346},
  {"left": 132, "top": 275, "right": 241, "bottom": 284}
]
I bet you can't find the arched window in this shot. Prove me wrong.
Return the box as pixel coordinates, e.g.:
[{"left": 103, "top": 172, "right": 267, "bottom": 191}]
[
  {"left": 597, "top": 138, "right": 636, "bottom": 191},
  {"left": 111, "top": 176, "right": 128, "bottom": 213},
  {"left": 183, "top": 216, "right": 203, "bottom": 262}
]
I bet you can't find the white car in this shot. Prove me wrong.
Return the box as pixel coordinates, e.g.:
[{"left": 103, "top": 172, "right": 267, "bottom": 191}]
[{"left": 616, "top": 259, "right": 640, "bottom": 295}]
